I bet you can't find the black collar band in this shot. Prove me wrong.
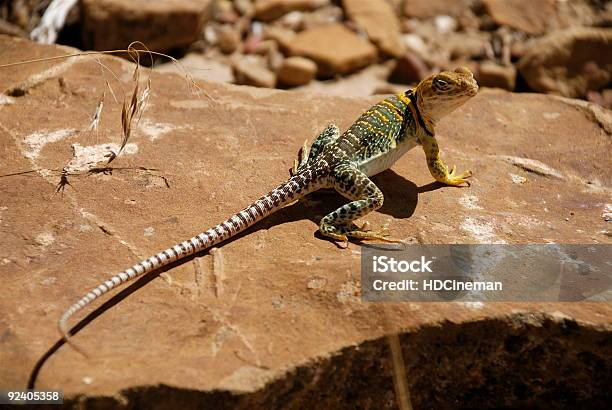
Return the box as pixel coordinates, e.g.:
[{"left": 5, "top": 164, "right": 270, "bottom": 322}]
[{"left": 406, "top": 90, "right": 433, "bottom": 137}]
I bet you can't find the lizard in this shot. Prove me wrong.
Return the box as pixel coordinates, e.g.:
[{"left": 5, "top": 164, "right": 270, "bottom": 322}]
[{"left": 58, "top": 66, "right": 478, "bottom": 350}]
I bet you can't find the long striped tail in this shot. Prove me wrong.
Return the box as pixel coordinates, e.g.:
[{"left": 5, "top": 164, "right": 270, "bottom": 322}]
[{"left": 58, "top": 167, "right": 323, "bottom": 354}]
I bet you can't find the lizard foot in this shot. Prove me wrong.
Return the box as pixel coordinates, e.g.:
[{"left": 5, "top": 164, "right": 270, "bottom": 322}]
[
  {"left": 345, "top": 223, "right": 402, "bottom": 243},
  {"left": 444, "top": 165, "right": 472, "bottom": 187}
]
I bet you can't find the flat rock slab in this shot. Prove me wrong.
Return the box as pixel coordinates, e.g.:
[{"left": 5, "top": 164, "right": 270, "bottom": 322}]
[
  {"left": 286, "top": 24, "right": 377, "bottom": 76},
  {"left": 81, "top": 0, "right": 212, "bottom": 51},
  {"left": 0, "top": 36, "right": 611, "bottom": 408}
]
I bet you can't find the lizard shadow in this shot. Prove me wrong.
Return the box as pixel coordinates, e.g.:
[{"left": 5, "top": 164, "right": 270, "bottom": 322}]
[
  {"left": 28, "top": 169, "right": 444, "bottom": 388},
  {"left": 256, "top": 168, "right": 443, "bottom": 229}
]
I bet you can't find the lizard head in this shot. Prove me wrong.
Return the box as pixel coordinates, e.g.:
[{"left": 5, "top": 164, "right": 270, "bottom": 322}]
[{"left": 414, "top": 66, "right": 478, "bottom": 124}]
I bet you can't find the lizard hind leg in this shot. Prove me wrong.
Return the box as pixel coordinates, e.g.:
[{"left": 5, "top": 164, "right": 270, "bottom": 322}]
[
  {"left": 291, "top": 124, "right": 340, "bottom": 176},
  {"left": 319, "top": 164, "right": 400, "bottom": 244}
]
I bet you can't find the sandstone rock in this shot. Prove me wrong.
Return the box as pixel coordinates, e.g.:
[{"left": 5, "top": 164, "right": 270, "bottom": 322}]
[
  {"left": 0, "top": 18, "right": 27, "bottom": 38},
  {"left": 401, "top": 33, "right": 428, "bottom": 56},
  {"left": 232, "top": 54, "right": 276, "bottom": 87},
  {"left": 482, "top": 0, "right": 601, "bottom": 35},
  {"left": 155, "top": 53, "right": 234, "bottom": 83},
  {"left": 1, "top": 36, "right": 611, "bottom": 408},
  {"left": 517, "top": 28, "right": 612, "bottom": 98},
  {"left": 254, "top": 0, "right": 329, "bottom": 21},
  {"left": 483, "top": 0, "right": 555, "bottom": 35},
  {"left": 277, "top": 56, "right": 317, "bottom": 86},
  {"left": 216, "top": 24, "right": 241, "bottom": 54},
  {"left": 342, "top": 0, "right": 404, "bottom": 58},
  {"left": 253, "top": 40, "right": 284, "bottom": 71},
  {"left": 389, "top": 51, "right": 430, "bottom": 85},
  {"left": 302, "top": 5, "right": 343, "bottom": 30},
  {"left": 601, "top": 89, "right": 612, "bottom": 110},
  {"left": 286, "top": 23, "right": 377, "bottom": 76},
  {"left": 234, "top": 0, "right": 255, "bottom": 16},
  {"left": 586, "top": 90, "right": 610, "bottom": 110},
  {"left": 262, "top": 25, "right": 295, "bottom": 52},
  {"left": 477, "top": 61, "right": 516, "bottom": 91},
  {"left": 446, "top": 31, "right": 489, "bottom": 60},
  {"left": 297, "top": 64, "right": 391, "bottom": 96},
  {"left": 277, "top": 10, "right": 305, "bottom": 31},
  {"left": 212, "top": 0, "right": 239, "bottom": 23},
  {"left": 403, "top": 0, "right": 468, "bottom": 18},
  {"left": 81, "top": 0, "right": 213, "bottom": 52}
]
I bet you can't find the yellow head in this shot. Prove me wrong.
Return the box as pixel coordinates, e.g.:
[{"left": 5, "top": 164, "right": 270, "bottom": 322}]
[{"left": 415, "top": 67, "right": 478, "bottom": 124}]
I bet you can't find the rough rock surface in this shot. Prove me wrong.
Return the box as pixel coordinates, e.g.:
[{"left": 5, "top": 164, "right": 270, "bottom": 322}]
[
  {"left": 287, "top": 23, "right": 377, "bottom": 76},
  {"left": 342, "top": 0, "right": 404, "bottom": 58},
  {"left": 518, "top": 28, "right": 612, "bottom": 98},
  {"left": 81, "top": 0, "right": 213, "bottom": 52},
  {"left": 1, "top": 36, "right": 611, "bottom": 409}
]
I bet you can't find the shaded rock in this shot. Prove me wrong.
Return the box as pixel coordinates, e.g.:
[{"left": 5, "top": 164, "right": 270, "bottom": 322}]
[
  {"left": 482, "top": 0, "right": 601, "bottom": 35},
  {"left": 1, "top": 36, "right": 611, "bottom": 409},
  {"left": 482, "top": 0, "right": 556, "bottom": 35},
  {"left": 403, "top": 0, "right": 468, "bottom": 18},
  {"left": 389, "top": 51, "right": 430, "bottom": 85},
  {"left": 0, "top": 18, "right": 27, "bottom": 38},
  {"left": 517, "top": 28, "right": 612, "bottom": 98},
  {"left": 400, "top": 19, "right": 489, "bottom": 66},
  {"left": 277, "top": 56, "right": 317, "bottom": 86},
  {"left": 254, "top": 0, "right": 329, "bottom": 21},
  {"left": 343, "top": 0, "right": 404, "bottom": 58},
  {"left": 253, "top": 40, "right": 284, "bottom": 71},
  {"left": 446, "top": 31, "right": 489, "bottom": 60},
  {"left": 81, "top": 0, "right": 213, "bottom": 52},
  {"left": 155, "top": 53, "right": 234, "bottom": 84},
  {"left": 586, "top": 89, "right": 612, "bottom": 110},
  {"left": 232, "top": 54, "right": 276, "bottom": 88},
  {"left": 286, "top": 23, "right": 377, "bottom": 76},
  {"left": 477, "top": 62, "right": 516, "bottom": 91}
]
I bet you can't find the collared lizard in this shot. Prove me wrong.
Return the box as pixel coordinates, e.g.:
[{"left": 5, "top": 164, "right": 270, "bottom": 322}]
[{"left": 59, "top": 67, "right": 478, "bottom": 348}]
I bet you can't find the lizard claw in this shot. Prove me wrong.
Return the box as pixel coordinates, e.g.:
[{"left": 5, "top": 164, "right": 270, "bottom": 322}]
[{"left": 445, "top": 168, "right": 472, "bottom": 187}]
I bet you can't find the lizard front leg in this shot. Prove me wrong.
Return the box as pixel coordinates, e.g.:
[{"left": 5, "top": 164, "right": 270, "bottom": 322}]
[
  {"left": 420, "top": 134, "right": 472, "bottom": 187},
  {"left": 291, "top": 124, "right": 340, "bottom": 176},
  {"left": 319, "top": 163, "right": 399, "bottom": 244}
]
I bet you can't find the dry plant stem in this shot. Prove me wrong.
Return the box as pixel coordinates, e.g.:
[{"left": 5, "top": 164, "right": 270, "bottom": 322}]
[
  {"left": 388, "top": 334, "right": 414, "bottom": 410},
  {"left": 0, "top": 46, "right": 210, "bottom": 100}
]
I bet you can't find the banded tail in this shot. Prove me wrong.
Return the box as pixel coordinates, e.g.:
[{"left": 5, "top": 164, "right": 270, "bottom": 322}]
[{"left": 59, "top": 167, "right": 323, "bottom": 352}]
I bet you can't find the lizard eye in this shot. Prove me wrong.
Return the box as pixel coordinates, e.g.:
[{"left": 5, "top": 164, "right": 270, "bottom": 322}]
[{"left": 434, "top": 78, "right": 448, "bottom": 88}]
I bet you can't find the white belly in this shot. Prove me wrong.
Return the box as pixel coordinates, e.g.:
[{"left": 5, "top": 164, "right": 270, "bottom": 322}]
[{"left": 357, "top": 137, "right": 419, "bottom": 177}]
